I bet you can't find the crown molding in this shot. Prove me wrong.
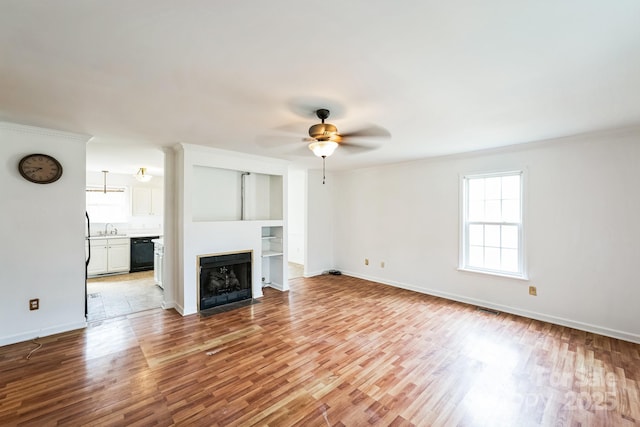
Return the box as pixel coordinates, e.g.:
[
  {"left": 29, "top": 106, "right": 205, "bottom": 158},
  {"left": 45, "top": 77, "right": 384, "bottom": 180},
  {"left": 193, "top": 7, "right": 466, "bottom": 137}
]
[{"left": 0, "top": 121, "right": 92, "bottom": 143}]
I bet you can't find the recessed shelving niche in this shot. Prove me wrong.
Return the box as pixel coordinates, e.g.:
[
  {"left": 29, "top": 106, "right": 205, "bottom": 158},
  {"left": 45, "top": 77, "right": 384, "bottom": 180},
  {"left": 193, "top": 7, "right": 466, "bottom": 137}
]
[
  {"left": 192, "top": 166, "right": 283, "bottom": 221},
  {"left": 261, "top": 226, "right": 283, "bottom": 288}
]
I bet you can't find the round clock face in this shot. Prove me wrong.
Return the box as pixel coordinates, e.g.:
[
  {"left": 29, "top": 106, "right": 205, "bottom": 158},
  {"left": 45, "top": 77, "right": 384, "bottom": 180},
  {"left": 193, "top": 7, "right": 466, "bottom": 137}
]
[{"left": 18, "top": 154, "right": 63, "bottom": 184}]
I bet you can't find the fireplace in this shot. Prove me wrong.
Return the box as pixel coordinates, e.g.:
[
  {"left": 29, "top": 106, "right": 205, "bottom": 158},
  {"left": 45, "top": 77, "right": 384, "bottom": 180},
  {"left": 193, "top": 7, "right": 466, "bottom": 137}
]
[{"left": 198, "top": 251, "right": 252, "bottom": 311}]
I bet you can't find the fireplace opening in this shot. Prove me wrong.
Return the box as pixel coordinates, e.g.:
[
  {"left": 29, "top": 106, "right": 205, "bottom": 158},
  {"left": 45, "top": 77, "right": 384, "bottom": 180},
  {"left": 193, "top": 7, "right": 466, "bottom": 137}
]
[{"left": 199, "top": 251, "right": 252, "bottom": 311}]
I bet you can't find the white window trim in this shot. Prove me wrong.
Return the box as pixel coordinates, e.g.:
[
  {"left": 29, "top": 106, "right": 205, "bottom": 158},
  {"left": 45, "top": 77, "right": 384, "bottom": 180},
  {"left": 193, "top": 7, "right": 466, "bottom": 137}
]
[
  {"left": 458, "top": 170, "right": 528, "bottom": 280},
  {"left": 86, "top": 185, "right": 129, "bottom": 223}
]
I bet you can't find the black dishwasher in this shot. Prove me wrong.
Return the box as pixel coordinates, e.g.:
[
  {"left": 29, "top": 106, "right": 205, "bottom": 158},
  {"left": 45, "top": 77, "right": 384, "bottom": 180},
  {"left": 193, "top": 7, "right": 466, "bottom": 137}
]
[{"left": 130, "top": 236, "right": 159, "bottom": 272}]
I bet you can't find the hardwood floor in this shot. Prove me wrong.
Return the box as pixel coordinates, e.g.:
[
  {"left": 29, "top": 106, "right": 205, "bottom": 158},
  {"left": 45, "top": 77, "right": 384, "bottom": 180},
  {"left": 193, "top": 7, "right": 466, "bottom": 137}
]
[{"left": 1, "top": 275, "right": 638, "bottom": 426}]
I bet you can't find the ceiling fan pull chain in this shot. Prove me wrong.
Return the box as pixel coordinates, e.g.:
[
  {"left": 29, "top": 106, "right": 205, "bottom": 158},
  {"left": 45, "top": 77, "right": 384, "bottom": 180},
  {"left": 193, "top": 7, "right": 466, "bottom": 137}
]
[{"left": 322, "top": 155, "right": 326, "bottom": 184}]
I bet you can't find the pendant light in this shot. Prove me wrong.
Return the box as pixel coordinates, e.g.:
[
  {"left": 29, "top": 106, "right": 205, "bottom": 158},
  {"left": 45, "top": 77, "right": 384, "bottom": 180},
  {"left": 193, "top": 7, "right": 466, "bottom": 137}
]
[
  {"left": 134, "top": 167, "right": 153, "bottom": 182},
  {"left": 85, "top": 170, "right": 124, "bottom": 193},
  {"left": 102, "top": 170, "right": 108, "bottom": 193}
]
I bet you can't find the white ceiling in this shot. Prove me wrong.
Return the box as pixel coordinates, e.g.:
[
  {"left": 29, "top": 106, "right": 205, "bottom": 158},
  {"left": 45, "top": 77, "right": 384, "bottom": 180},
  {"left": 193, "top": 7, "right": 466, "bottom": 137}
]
[{"left": 2, "top": 1, "right": 640, "bottom": 174}]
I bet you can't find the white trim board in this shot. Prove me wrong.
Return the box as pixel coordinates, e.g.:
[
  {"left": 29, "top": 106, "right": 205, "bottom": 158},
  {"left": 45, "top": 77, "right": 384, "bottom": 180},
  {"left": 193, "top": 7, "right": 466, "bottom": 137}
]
[{"left": 0, "top": 321, "right": 87, "bottom": 347}]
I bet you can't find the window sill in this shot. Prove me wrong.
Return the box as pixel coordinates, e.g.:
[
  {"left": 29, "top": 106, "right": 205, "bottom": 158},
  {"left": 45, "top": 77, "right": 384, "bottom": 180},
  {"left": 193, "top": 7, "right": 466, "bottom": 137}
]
[{"left": 457, "top": 267, "right": 529, "bottom": 281}]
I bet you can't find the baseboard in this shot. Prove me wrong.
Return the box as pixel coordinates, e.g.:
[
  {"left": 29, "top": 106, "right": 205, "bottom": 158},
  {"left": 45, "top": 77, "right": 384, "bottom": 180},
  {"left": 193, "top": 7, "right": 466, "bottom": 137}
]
[
  {"left": 0, "top": 320, "right": 87, "bottom": 347},
  {"left": 262, "top": 283, "right": 282, "bottom": 291},
  {"left": 341, "top": 270, "right": 640, "bottom": 344},
  {"left": 173, "top": 302, "right": 186, "bottom": 316},
  {"left": 161, "top": 300, "right": 176, "bottom": 310},
  {"left": 264, "top": 282, "right": 284, "bottom": 291},
  {"left": 303, "top": 269, "right": 325, "bottom": 278}
]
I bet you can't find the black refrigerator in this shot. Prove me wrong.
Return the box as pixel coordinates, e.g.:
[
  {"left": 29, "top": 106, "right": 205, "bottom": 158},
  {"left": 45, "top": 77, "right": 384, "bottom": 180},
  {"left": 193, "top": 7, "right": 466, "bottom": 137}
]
[{"left": 85, "top": 211, "right": 91, "bottom": 318}]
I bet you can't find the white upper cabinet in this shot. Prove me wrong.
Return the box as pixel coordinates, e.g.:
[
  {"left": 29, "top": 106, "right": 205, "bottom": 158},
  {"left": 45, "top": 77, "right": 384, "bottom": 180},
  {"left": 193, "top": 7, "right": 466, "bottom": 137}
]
[{"left": 132, "top": 187, "right": 163, "bottom": 216}]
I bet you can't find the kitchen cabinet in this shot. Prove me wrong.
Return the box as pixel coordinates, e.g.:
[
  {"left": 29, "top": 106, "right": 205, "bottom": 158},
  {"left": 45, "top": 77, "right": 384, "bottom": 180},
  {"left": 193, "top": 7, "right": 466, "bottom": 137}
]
[
  {"left": 87, "top": 241, "right": 108, "bottom": 276},
  {"left": 86, "top": 238, "right": 130, "bottom": 276},
  {"left": 132, "top": 187, "right": 163, "bottom": 216},
  {"left": 153, "top": 239, "right": 164, "bottom": 289},
  {"left": 108, "top": 239, "right": 130, "bottom": 272}
]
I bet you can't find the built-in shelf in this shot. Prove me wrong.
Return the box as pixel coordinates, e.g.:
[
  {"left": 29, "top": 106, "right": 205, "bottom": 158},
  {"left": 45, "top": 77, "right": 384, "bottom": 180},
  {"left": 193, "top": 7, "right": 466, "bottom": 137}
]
[
  {"left": 261, "top": 226, "right": 283, "bottom": 288},
  {"left": 261, "top": 235, "right": 283, "bottom": 257},
  {"left": 262, "top": 250, "right": 283, "bottom": 257}
]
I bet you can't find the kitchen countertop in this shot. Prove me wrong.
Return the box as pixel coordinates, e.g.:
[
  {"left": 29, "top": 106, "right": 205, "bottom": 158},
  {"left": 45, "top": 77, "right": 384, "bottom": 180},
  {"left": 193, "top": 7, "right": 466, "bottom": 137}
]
[
  {"left": 87, "top": 233, "right": 163, "bottom": 240},
  {"left": 87, "top": 235, "right": 128, "bottom": 240}
]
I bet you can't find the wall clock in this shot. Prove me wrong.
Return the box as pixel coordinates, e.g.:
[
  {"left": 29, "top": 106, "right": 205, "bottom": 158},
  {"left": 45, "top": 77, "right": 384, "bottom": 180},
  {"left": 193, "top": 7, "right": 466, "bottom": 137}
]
[{"left": 18, "top": 153, "right": 63, "bottom": 184}]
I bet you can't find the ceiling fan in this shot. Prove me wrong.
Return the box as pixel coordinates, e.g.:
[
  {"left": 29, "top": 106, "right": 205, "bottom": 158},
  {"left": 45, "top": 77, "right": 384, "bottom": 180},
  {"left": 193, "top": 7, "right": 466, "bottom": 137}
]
[{"left": 303, "top": 108, "right": 390, "bottom": 184}]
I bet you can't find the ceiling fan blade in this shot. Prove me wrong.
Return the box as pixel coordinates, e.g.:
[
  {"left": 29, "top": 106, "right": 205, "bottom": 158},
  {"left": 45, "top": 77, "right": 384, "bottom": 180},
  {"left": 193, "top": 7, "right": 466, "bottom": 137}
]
[
  {"left": 338, "top": 124, "right": 391, "bottom": 139},
  {"left": 272, "top": 122, "right": 309, "bottom": 134},
  {"left": 338, "top": 141, "right": 382, "bottom": 153},
  {"left": 256, "top": 135, "right": 304, "bottom": 149}
]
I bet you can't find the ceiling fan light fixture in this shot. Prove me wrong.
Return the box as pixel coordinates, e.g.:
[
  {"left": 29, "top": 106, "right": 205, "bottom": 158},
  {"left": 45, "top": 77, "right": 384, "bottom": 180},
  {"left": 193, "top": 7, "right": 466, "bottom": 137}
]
[
  {"left": 308, "top": 123, "right": 338, "bottom": 140},
  {"left": 308, "top": 140, "right": 338, "bottom": 157},
  {"left": 134, "top": 167, "right": 153, "bottom": 182}
]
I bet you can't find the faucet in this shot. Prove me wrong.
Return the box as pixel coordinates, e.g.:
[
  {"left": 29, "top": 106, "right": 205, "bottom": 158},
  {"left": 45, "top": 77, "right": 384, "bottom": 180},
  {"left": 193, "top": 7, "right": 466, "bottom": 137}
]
[{"left": 105, "top": 223, "right": 114, "bottom": 235}]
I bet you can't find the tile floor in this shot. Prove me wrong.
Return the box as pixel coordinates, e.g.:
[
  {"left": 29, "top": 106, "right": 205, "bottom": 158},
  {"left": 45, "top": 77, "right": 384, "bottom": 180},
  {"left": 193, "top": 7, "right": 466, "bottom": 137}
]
[
  {"left": 88, "top": 265, "right": 301, "bottom": 322},
  {"left": 288, "top": 262, "right": 304, "bottom": 279},
  {"left": 87, "top": 271, "right": 163, "bottom": 322}
]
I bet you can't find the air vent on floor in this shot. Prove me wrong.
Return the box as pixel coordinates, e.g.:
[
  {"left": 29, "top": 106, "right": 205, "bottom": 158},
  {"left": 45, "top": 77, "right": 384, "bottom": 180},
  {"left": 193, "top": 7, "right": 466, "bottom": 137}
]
[{"left": 476, "top": 306, "right": 500, "bottom": 315}]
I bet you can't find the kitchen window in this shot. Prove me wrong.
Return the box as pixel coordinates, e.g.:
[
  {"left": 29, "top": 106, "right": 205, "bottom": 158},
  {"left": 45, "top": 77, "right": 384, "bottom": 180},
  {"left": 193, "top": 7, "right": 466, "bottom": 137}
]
[
  {"left": 460, "top": 171, "right": 526, "bottom": 279},
  {"left": 86, "top": 186, "right": 128, "bottom": 223}
]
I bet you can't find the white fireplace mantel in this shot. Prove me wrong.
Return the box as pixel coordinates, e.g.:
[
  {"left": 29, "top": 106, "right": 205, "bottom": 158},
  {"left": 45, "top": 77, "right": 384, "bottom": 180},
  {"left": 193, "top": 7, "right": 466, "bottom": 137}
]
[{"left": 173, "top": 143, "right": 289, "bottom": 315}]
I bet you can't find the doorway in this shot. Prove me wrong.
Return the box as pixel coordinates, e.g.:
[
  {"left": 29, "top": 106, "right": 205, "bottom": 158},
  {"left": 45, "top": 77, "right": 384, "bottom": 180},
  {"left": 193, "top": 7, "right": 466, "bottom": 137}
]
[{"left": 85, "top": 143, "right": 166, "bottom": 321}]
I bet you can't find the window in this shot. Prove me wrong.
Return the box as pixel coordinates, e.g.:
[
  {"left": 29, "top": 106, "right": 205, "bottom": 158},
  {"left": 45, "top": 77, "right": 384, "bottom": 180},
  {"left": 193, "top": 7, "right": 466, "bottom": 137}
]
[
  {"left": 86, "top": 186, "right": 128, "bottom": 223},
  {"left": 460, "top": 171, "right": 525, "bottom": 278}
]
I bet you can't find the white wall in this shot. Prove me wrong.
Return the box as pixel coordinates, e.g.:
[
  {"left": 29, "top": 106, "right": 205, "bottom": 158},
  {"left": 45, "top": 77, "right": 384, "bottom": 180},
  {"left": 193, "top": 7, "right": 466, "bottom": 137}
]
[
  {"left": 332, "top": 128, "right": 640, "bottom": 343},
  {"left": 305, "top": 170, "right": 334, "bottom": 276},
  {"left": 192, "top": 167, "right": 283, "bottom": 222},
  {"left": 0, "top": 122, "right": 91, "bottom": 346},
  {"left": 287, "top": 168, "right": 306, "bottom": 265},
  {"left": 192, "top": 166, "right": 241, "bottom": 221},
  {"left": 174, "top": 144, "right": 289, "bottom": 315},
  {"left": 161, "top": 147, "right": 177, "bottom": 311}
]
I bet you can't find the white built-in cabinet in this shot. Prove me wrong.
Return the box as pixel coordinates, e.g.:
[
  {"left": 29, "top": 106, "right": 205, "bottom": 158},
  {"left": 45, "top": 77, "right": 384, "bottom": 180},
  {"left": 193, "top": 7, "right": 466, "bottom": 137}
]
[
  {"left": 153, "top": 240, "right": 164, "bottom": 289},
  {"left": 132, "top": 187, "right": 163, "bottom": 216},
  {"left": 261, "top": 226, "right": 284, "bottom": 288},
  {"left": 86, "top": 238, "right": 130, "bottom": 276}
]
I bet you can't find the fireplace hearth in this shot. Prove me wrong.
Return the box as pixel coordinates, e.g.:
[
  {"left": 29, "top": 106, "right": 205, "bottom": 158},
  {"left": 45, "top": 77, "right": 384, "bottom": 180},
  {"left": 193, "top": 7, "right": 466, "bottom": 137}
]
[{"left": 199, "top": 251, "right": 252, "bottom": 311}]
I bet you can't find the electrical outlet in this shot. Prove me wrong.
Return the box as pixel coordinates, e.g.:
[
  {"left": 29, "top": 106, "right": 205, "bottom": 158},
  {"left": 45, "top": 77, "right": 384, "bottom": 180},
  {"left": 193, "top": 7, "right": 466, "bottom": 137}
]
[
  {"left": 365, "top": 258, "right": 369, "bottom": 266},
  {"left": 29, "top": 298, "right": 39, "bottom": 310},
  {"left": 529, "top": 286, "right": 537, "bottom": 296},
  {"left": 380, "top": 261, "right": 385, "bottom": 268}
]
